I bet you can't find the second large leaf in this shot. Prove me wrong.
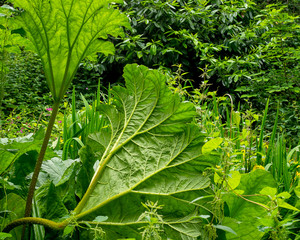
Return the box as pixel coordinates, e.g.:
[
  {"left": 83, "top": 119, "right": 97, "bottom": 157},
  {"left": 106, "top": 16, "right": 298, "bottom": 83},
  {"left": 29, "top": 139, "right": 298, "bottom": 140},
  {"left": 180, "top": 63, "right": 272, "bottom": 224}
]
[{"left": 74, "top": 64, "right": 217, "bottom": 225}]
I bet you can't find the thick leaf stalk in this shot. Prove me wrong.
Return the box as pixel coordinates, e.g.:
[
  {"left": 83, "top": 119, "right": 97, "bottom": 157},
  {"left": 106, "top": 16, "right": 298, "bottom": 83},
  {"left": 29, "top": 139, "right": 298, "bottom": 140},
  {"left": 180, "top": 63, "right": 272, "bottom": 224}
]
[
  {"left": 2, "top": 217, "right": 68, "bottom": 233},
  {"left": 24, "top": 101, "right": 60, "bottom": 219},
  {"left": 2, "top": 106, "right": 62, "bottom": 235},
  {"left": 18, "top": 101, "right": 60, "bottom": 238}
]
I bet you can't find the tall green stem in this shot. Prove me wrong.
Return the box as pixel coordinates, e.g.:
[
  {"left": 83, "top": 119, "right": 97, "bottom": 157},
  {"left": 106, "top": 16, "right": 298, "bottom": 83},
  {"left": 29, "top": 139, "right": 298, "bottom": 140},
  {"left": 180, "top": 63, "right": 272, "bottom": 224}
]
[{"left": 22, "top": 101, "right": 60, "bottom": 234}]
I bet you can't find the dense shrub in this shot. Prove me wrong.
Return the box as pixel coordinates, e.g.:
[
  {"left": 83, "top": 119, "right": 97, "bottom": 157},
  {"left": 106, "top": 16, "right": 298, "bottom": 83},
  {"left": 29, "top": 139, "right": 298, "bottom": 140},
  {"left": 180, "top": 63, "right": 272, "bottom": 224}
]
[
  {"left": 98, "top": 0, "right": 300, "bottom": 144},
  {"left": 2, "top": 0, "right": 299, "bottom": 143},
  {"left": 3, "top": 53, "right": 107, "bottom": 115},
  {"left": 4, "top": 53, "right": 50, "bottom": 116}
]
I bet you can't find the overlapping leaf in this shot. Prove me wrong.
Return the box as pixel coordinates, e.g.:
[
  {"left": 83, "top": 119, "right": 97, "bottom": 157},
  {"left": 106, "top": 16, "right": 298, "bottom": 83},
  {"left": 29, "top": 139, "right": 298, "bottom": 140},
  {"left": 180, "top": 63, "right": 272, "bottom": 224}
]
[
  {"left": 72, "top": 64, "right": 218, "bottom": 238},
  {"left": 13, "top": 0, "right": 130, "bottom": 101}
]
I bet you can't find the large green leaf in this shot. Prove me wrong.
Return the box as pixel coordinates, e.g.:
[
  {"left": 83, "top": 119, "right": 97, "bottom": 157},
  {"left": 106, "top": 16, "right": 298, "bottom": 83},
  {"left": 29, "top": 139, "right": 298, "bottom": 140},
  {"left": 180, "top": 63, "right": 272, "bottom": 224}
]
[
  {"left": 38, "top": 157, "right": 80, "bottom": 210},
  {"left": 70, "top": 64, "right": 218, "bottom": 238},
  {"left": 35, "top": 182, "right": 69, "bottom": 221},
  {"left": 223, "top": 169, "right": 277, "bottom": 240},
  {"left": 0, "top": 131, "right": 56, "bottom": 180},
  {"left": 12, "top": 0, "right": 130, "bottom": 101}
]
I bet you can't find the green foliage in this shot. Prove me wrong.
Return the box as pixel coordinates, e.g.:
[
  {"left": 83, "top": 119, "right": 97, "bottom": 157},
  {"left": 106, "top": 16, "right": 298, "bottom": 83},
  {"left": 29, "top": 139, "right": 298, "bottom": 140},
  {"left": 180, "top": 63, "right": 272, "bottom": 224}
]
[
  {"left": 1, "top": 53, "right": 109, "bottom": 138},
  {"left": 234, "top": 4, "right": 300, "bottom": 144},
  {"left": 1, "top": 66, "right": 299, "bottom": 239},
  {"left": 0, "top": 129, "right": 56, "bottom": 180},
  {"left": 195, "top": 90, "right": 300, "bottom": 239},
  {"left": 0, "top": 105, "right": 52, "bottom": 139},
  {"left": 101, "top": 0, "right": 260, "bottom": 86},
  {"left": 213, "top": 169, "right": 300, "bottom": 240},
  {"left": 0, "top": 3, "right": 31, "bottom": 131},
  {"left": 3, "top": 52, "right": 50, "bottom": 114},
  {"left": 3, "top": 0, "right": 299, "bottom": 143}
]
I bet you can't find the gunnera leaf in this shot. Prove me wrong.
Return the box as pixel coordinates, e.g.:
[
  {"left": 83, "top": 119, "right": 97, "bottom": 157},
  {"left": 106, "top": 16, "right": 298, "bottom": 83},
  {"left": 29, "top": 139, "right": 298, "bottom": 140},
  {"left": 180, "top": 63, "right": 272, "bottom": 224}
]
[
  {"left": 12, "top": 0, "right": 130, "bottom": 101},
  {"left": 72, "top": 64, "right": 218, "bottom": 238}
]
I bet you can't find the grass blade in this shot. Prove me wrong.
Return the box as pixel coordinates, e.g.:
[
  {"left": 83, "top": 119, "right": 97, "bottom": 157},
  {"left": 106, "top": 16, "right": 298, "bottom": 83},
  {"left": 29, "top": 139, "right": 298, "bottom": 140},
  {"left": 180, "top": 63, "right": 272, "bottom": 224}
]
[{"left": 257, "top": 98, "right": 269, "bottom": 165}]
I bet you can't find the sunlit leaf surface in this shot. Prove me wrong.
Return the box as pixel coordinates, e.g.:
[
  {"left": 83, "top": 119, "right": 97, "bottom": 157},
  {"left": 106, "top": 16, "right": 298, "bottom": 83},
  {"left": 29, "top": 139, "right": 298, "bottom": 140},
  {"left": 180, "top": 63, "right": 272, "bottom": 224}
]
[
  {"left": 13, "top": 0, "right": 130, "bottom": 101},
  {"left": 73, "top": 64, "right": 218, "bottom": 239}
]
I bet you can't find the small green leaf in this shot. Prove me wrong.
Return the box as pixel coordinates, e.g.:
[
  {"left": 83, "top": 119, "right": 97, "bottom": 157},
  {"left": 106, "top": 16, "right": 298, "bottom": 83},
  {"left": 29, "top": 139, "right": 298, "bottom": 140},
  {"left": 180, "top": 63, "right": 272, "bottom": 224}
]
[
  {"left": 214, "top": 224, "right": 237, "bottom": 235},
  {"left": 278, "top": 199, "right": 300, "bottom": 212},
  {"left": 93, "top": 216, "right": 108, "bottom": 222},
  {"left": 214, "top": 172, "right": 222, "bottom": 184},
  {"left": 136, "top": 51, "right": 143, "bottom": 58},
  {"left": 62, "top": 225, "right": 75, "bottom": 237},
  {"left": 277, "top": 192, "right": 291, "bottom": 199},
  {"left": 41, "top": 158, "right": 75, "bottom": 185},
  {"left": 227, "top": 171, "right": 241, "bottom": 190},
  {"left": 150, "top": 44, "right": 157, "bottom": 55},
  {"left": 259, "top": 187, "right": 277, "bottom": 198},
  {"left": 202, "top": 137, "right": 223, "bottom": 154}
]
